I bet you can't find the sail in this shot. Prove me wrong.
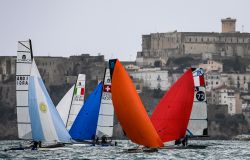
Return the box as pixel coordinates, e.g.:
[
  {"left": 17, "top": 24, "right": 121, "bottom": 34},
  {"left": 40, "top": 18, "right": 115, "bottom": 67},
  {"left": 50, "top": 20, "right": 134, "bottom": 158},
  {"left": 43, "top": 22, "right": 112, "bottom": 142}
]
[
  {"left": 16, "top": 40, "right": 33, "bottom": 139},
  {"left": 56, "top": 85, "right": 74, "bottom": 126},
  {"left": 66, "top": 74, "right": 86, "bottom": 130},
  {"left": 187, "top": 68, "right": 208, "bottom": 136},
  {"left": 69, "top": 82, "right": 103, "bottom": 141},
  {"left": 29, "top": 60, "right": 71, "bottom": 143},
  {"left": 96, "top": 69, "right": 114, "bottom": 138},
  {"left": 56, "top": 74, "right": 86, "bottom": 130},
  {"left": 109, "top": 59, "right": 163, "bottom": 148},
  {"left": 151, "top": 68, "right": 195, "bottom": 143}
]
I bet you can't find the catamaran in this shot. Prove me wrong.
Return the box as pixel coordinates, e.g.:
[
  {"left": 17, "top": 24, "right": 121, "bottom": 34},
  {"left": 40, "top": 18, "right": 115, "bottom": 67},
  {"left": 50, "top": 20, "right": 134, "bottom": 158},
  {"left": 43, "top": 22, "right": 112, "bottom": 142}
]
[
  {"left": 151, "top": 68, "right": 208, "bottom": 148},
  {"left": 108, "top": 59, "right": 163, "bottom": 150},
  {"left": 56, "top": 74, "right": 86, "bottom": 130},
  {"left": 15, "top": 40, "right": 71, "bottom": 150},
  {"left": 69, "top": 68, "right": 116, "bottom": 146}
]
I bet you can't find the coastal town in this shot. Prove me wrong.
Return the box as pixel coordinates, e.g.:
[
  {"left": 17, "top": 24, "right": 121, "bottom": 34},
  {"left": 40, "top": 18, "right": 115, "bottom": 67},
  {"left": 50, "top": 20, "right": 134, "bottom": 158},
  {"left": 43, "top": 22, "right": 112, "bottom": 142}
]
[{"left": 1, "top": 18, "right": 250, "bottom": 140}]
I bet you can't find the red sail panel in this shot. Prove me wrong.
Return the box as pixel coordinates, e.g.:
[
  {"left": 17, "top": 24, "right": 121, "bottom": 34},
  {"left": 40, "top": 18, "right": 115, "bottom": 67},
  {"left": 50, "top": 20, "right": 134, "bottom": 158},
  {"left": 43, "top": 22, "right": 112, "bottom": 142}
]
[
  {"left": 111, "top": 60, "right": 163, "bottom": 148},
  {"left": 151, "top": 69, "right": 195, "bottom": 143}
]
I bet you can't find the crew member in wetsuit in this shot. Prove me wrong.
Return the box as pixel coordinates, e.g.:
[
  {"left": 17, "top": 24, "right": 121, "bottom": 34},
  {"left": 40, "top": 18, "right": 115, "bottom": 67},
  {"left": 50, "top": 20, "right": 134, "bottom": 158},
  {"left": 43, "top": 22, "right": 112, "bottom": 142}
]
[
  {"left": 101, "top": 136, "right": 107, "bottom": 144},
  {"left": 32, "top": 141, "right": 38, "bottom": 150}
]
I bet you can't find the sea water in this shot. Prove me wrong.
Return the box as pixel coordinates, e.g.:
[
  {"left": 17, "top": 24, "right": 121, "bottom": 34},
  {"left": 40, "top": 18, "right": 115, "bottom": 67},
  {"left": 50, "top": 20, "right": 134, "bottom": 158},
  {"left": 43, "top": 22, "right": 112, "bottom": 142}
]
[{"left": 0, "top": 140, "right": 250, "bottom": 159}]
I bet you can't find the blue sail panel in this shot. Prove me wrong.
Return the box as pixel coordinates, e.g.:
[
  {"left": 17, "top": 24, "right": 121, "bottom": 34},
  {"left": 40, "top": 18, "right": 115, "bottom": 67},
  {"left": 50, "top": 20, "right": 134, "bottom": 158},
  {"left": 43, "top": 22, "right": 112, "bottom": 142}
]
[{"left": 69, "top": 82, "right": 103, "bottom": 141}]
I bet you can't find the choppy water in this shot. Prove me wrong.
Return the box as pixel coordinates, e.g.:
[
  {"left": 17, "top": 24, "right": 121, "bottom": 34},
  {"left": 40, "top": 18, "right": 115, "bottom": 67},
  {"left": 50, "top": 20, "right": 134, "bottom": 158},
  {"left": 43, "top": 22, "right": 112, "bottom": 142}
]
[{"left": 0, "top": 140, "right": 250, "bottom": 159}]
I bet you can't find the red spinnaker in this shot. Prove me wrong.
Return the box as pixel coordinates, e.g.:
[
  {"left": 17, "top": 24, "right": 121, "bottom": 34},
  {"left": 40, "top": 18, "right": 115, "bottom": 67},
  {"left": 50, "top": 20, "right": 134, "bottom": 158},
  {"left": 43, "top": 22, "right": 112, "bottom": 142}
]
[{"left": 151, "top": 68, "right": 195, "bottom": 142}]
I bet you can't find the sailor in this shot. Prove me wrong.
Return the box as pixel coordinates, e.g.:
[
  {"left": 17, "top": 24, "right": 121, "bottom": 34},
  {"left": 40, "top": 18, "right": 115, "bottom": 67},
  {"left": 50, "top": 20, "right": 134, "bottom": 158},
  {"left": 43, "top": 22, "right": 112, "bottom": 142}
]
[
  {"left": 32, "top": 141, "right": 38, "bottom": 150},
  {"left": 101, "top": 136, "right": 107, "bottom": 144}
]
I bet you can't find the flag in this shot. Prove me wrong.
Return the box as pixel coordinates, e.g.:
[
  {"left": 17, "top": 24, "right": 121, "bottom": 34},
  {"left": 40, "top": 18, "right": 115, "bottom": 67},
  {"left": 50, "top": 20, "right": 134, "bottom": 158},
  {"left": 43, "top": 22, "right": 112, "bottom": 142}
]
[
  {"left": 74, "top": 87, "right": 85, "bottom": 96},
  {"left": 103, "top": 85, "right": 111, "bottom": 92}
]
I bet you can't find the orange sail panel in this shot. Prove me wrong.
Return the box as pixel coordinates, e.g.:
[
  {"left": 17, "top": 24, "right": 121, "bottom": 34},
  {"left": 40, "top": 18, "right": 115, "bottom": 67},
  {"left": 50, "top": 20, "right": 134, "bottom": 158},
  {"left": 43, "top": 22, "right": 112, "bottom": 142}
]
[
  {"left": 151, "top": 68, "right": 195, "bottom": 143},
  {"left": 109, "top": 59, "right": 163, "bottom": 148}
]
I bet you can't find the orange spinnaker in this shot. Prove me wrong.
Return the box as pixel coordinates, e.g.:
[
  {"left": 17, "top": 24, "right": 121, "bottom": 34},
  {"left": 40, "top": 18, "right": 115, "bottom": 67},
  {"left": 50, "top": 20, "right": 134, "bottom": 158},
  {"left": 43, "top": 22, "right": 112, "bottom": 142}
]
[
  {"left": 111, "top": 60, "right": 163, "bottom": 148},
  {"left": 151, "top": 68, "right": 195, "bottom": 142}
]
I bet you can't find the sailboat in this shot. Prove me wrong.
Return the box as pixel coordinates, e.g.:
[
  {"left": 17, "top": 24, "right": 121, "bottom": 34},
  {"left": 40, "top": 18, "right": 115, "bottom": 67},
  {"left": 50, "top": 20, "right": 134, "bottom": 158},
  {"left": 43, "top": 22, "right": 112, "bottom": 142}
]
[
  {"left": 16, "top": 40, "right": 33, "bottom": 140},
  {"left": 109, "top": 59, "right": 163, "bottom": 149},
  {"left": 151, "top": 68, "right": 195, "bottom": 146},
  {"left": 56, "top": 74, "right": 86, "bottom": 130},
  {"left": 29, "top": 60, "right": 71, "bottom": 145},
  {"left": 69, "top": 82, "right": 103, "bottom": 141},
  {"left": 14, "top": 40, "right": 71, "bottom": 150},
  {"left": 187, "top": 68, "right": 208, "bottom": 137},
  {"left": 95, "top": 68, "right": 115, "bottom": 145}
]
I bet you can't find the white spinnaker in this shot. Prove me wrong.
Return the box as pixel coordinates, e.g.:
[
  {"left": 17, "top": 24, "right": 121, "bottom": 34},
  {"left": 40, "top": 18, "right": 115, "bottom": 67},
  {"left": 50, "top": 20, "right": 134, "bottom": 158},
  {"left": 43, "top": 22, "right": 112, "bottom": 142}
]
[
  {"left": 66, "top": 74, "right": 85, "bottom": 130},
  {"left": 56, "top": 85, "right": 74, "bottom": 126},
  {"left": 187, "top": 68, "right": 208, "bottom": 136},
  {"left": 96, "top": 69, "right": 114, "bottom": 137},
  {"left": 16, "top": 40, "right": 33, "bottom": 139}
]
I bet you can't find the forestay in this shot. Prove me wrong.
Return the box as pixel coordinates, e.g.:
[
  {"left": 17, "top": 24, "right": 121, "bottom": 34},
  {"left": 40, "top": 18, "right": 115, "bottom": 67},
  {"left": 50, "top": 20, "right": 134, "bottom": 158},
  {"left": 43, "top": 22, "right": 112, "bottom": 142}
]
[
  {"left": 16, "top": 40, "right": 33, "bottom": 139},
  {"left": 96, "top": 69, "right": 114, "bottom": 138},
  {"left": 29, "top": 60, "right": 71, "bottom": 143}
]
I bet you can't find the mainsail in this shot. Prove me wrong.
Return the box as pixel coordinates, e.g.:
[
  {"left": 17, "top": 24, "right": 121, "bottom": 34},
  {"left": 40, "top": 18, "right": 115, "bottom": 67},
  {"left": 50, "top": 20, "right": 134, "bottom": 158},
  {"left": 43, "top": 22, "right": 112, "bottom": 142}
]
[
  {"left": 16, "top": 40, "right": 33, "bottom": 139},
  {"left": 96, "top": 69, "right": 114, "bottom": 138},
  {"left": 151, "top": 68, "right": 195, "bottom": 143},
  {"left": 29, "top": 60, "right": 71, "bottom": 143},
  {"left": 187, "top": 68, "right": 208, "bottom": 136},
  {"left": 69, "top": 82, "right": 103, "bottom": 141},
  {"left": 109, "top": 59, "right": 163, "bottom": 148},
  {"left": 56, "top": 74, "right": 86, "bottom": 130}
]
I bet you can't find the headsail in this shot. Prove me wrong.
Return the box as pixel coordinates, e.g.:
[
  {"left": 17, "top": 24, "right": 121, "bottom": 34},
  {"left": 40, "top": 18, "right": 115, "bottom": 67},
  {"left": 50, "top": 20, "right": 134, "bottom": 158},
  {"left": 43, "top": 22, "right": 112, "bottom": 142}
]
[
  {"left": 29, "top": 60, "right": 71, "bottom": 143},
  {"left": 151, "top": 68, "right": 195, "bottom": 143},
  {"left": 56, "top": 85, "right": 74, "bottom": 127},
  {"left": 187, "top": 68, "right": 208, "bottom": 136},
  {"left": 66, "top": 74, "right": 86, "bottom": 130},
  {"left": 16, "top": 40, "right": 33, "bottom": 139},
  {"left": 56, "top": 74, "right": 86, "bottom": 130},
  {"left": 69, "top": 82, "right": 103, "bottom": 141},
  {"left": 96, "top": 69, "right": 114, "bottom": 138},
  {"left": 109, "top": 59, "right": 163, "bottom": 148}
]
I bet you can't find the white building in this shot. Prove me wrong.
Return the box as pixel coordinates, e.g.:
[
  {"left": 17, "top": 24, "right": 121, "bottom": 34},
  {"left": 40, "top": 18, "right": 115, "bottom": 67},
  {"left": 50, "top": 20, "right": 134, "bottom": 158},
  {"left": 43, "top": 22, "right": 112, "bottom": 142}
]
[
  {"left": 129, "top": 68, "right": 170, "bottom": 91},
  {"left": 211, "top": 85, "right": 242, "bottom": 115}
]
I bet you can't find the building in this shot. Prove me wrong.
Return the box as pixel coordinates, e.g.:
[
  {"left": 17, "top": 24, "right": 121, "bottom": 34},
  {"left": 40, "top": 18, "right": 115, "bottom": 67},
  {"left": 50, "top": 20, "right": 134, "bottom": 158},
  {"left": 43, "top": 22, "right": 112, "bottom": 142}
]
[
  {"left": 129, "top": 68, "right": 170, "bottom": 91},
  {"left": 136, "top": 18, "right": 250, "bottom": 67},
  {"left": 0, "top": 54, "right": 106, "bottom": 86},
  {"left": 211, "top": 85, "right": 242, "bottom": 115},
  {"left": 199, "top": 60, "right": 223, "bottom": 73}
]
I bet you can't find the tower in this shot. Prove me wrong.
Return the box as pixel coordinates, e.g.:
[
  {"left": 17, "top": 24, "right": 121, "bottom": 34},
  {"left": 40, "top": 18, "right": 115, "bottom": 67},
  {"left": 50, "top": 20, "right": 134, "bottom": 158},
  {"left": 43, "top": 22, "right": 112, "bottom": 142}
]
[{"left": 221, "top": 17, "right": 236, "bottom": 33}]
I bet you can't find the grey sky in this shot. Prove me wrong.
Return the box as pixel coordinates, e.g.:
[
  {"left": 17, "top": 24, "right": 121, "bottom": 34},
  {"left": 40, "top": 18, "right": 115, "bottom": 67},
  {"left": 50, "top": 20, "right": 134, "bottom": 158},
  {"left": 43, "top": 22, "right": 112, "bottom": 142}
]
[{"left": 0, "top": 0, "right": 249, "bottom": 61}]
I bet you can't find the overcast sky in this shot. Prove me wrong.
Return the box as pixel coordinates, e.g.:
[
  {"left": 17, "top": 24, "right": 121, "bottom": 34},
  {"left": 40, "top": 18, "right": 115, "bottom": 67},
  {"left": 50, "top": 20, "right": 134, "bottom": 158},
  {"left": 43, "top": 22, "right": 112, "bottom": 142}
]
[{"left": 0, "top": 0, "right": 249, "bottom": 61}]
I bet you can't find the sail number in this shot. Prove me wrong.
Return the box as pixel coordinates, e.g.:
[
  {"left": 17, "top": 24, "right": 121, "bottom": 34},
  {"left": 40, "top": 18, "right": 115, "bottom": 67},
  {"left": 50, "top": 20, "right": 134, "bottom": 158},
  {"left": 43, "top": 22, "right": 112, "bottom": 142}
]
[
  {"left": 16, "top": 76, "right": 29, "bottom": 85},
  {"left": 196, "top": 91, "right": 205, "bottom": 101}
]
